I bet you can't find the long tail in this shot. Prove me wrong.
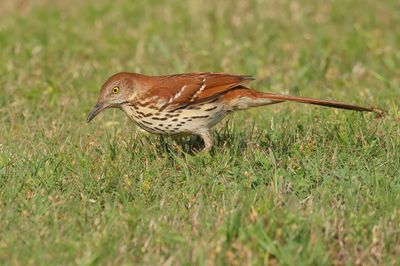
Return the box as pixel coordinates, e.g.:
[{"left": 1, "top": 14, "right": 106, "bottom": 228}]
[
  {"left": 259, "top": 92, "right": 384, "bottom": 117},
  {"left": 223, "top": 87, "right": 384, "bottom": 117}
]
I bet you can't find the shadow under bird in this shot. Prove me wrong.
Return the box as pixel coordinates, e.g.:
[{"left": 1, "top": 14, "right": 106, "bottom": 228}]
[{"left": 87, "top": 72, "right": 382, "bottom": 152}]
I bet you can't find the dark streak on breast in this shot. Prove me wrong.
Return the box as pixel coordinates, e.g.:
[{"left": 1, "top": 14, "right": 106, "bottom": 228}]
[
  {"left": 151, "top": 117, "right": 168, "bottom": 121},
  {"left": 191, "top": 115, "right": 210, "bottom": 119},
  {"left": 165, "top": 113, "right": 180, "bottom": 118},
  {"left": 136, "top": 111, "right": 153, "bottom": 117}
]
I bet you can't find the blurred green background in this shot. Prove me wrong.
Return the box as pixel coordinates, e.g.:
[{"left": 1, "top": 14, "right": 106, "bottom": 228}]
[{"left": 0, "top": 0, "right": 399, "bottom": 265}]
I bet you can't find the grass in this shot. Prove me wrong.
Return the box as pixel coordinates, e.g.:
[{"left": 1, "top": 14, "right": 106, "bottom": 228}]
[{"left": 0, "top": 0, "right": 399, "bottom": 264}]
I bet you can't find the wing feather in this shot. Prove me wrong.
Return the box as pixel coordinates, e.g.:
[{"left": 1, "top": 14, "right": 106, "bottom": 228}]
[{"left": 142, "top": 72, "right": 253, "bottom": 109}]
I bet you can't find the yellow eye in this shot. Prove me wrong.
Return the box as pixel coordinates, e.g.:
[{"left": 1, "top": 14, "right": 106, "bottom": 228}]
[{"left": 112, "top": 86, "right": 119, "bottom": 94}]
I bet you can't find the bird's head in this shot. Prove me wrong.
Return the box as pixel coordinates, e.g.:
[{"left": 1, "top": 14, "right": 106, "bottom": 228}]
[{"left": 87, "top": 72, "right": 136, "bottom": 123}]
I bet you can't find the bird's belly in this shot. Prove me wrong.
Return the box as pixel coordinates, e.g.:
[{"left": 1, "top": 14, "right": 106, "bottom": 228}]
[{"left": 121, "top": 102, "right": 226, "bottom": 135}]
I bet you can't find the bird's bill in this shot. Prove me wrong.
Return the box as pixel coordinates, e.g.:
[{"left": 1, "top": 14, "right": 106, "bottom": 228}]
[{"left": 87, "top": 102, "right": 106, "bottom": 123}]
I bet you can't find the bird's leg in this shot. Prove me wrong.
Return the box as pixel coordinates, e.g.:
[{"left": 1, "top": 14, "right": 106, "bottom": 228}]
[{"left": 198, "top": 130, "right": 213, "bottom": 152}]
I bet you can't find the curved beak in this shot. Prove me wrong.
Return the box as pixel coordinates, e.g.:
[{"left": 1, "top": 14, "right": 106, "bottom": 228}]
[{"left": 87, "top": 102, "right": 106, "bottom": 123}]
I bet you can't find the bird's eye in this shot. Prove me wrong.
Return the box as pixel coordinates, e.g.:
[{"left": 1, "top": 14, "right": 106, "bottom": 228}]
[{"left": 112, "top": 86, "right": 119, "bottom": 94}]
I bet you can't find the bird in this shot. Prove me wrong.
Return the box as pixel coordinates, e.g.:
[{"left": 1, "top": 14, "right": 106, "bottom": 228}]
[{"left": 87, "top": 72, "right": 382, "bottom": 152}]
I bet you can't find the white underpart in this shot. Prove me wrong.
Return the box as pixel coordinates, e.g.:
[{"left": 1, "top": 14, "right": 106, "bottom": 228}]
[
  {"left": 169, "top": 85, "right": 187, "bottom": 103},
  {"left": 230, "top": 97, "right": 275, "bottom": 110},
  {"left": 178, "top": 104, "right": 225, "bottom": 132},
  {"left": 190, "top": 78, "right": 206, "bottom": 102},
  {"left": 121, "top": 98, "right": 227, "bottom": 135}
]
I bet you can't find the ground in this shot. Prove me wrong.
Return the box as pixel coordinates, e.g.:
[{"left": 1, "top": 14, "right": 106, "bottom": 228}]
[{"left": 0, "top": 0, "right": 399, "bottom": 265}]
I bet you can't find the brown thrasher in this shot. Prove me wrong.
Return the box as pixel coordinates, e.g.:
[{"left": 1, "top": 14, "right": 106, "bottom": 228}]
[{"left": 87, "top": 72, "right": 381, "bottom": 152}]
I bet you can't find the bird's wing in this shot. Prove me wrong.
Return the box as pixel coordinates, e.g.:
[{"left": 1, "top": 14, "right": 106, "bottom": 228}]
[{"left": 143, "top": 72, "right": 254, "bottom": 110}]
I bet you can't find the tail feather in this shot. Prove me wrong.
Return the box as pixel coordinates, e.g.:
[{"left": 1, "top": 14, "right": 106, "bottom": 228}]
[
  {"left": 223, "top": 87, "right": 384, "bottom": 117},
  {"left": 259, "top": 92, "right": 384, "bottom": 117}
]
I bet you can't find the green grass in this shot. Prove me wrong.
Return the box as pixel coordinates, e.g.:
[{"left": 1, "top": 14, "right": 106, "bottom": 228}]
[{"left": 1, "top": 0, "right": 399, "bottom": 264}]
